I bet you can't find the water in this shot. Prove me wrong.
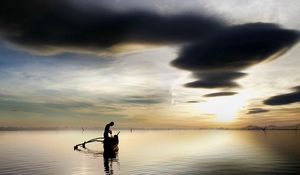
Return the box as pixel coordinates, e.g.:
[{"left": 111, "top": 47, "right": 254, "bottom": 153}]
[{"left": 0, "top": 130, "right": 299, "bottom": 175}]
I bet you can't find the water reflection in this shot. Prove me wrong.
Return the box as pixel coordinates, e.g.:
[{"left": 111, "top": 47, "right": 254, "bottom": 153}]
[
  {"left": 75, "top": 146, "right": 119, "bottom": 175},
  {"left": 0, "top": 130, "right": 299, "bottom": 174},
  {"left": 103, "top": 151, "right": 119, "bottom": 175}
]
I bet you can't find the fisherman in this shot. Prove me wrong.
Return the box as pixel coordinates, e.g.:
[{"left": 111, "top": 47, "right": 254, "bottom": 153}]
[{"left": 104, "top": 121, "right": 114, "bottom": 140}]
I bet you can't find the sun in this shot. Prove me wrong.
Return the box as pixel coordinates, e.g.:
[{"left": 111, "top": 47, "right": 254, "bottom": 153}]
[{"left": 199, "top": 92, "right": 252, "bottom": 122}]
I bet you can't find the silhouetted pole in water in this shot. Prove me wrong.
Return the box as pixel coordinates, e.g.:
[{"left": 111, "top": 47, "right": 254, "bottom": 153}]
[{"left": 260, "top": 126, "right": 267, "bottom": 137}]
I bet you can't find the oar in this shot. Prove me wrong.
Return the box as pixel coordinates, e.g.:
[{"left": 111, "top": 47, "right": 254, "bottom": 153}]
[
  {"left": 89, "top": 137, "right": 104, "bottom": 142},
  {"left": 74, "top": 137, "right": 104, "bottom": 150}
]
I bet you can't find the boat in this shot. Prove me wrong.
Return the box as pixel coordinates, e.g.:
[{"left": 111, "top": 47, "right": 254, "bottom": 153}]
[
  {"left": 103, "top": 134, "right": 119, "bottom": 153},
  {"left": 103, "top": 134, "right": 119, "bottom": 158},
  {"left": 74, "top": 131, "right": 120, "bottom": 158}
]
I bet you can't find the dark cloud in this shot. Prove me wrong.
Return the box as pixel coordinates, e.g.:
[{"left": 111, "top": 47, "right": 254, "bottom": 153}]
[
  {"left": 247, "top": 108, "right": 269, "bottom": 114},
  {"left": 292, "top": 86, "right": 300, "bottom": 91},
  {"left": 264, "top": 86, "right": 300, "bottom": 106},
  {"left": 204, "top": 92, "right": 237, "bottom": 97},
  {"left": 171, "top": 23, "right": 299, "bottom": 89},
  {"left": 0, "top": 0, "right": 225, "bottom": 54},
  {"left": 1, "top": 1, "right": 299, "bottom": 92},
  {"left": 185, "top": 80, "right": 239, "bottom": 88},
  {"left": 172, "top": 23, "right": 299, "bottom": 71},
  {"left": 185, "top": 71, "right": 246, "bottom": 88},
  {"left": 186, "top": 100, "right": 200, "bottom": 103}
]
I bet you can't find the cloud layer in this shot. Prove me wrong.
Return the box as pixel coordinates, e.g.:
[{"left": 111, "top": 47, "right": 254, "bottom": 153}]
[
  {"left": 186, "top": 71, "right": 246, "bottom": 89},
  {"left": 172, "top": 23, "right": 299, "bottom": 71},
  {"left": 264, "top": 86, "right": 300, "bottom": 105},
  {"left": 0, "top": 0, "right": 224, "bottom": 54},
  {"left": 172, "top": 23, "right": 299, "bottom": 89},
  {"left": 0, "top": 0, "right": 299, "bottom": 94}
]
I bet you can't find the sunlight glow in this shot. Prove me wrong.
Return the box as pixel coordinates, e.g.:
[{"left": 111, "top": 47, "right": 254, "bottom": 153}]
[{"left": 200, "top": 91, "right": 253, "bottom": 122}]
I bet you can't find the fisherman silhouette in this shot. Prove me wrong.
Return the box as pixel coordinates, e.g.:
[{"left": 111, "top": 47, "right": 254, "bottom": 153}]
[{"left": 104, "top": 122, "right": 114, "bottom": 140}]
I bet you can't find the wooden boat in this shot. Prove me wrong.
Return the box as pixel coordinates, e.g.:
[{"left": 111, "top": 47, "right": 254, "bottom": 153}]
[
  {"left": 74, "top": 131, "right": 120, "bottom": 156},
  {"left": 103, "top": 134, "right": 119, "bottom": 152}
]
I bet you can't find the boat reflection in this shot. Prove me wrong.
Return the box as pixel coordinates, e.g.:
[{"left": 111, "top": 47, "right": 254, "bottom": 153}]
[
  {"left": 74, "top": 146, "right": 119, "bottom": 175},
  {"left": 103, "top": 149, "right": 119, "bottom": 175}
]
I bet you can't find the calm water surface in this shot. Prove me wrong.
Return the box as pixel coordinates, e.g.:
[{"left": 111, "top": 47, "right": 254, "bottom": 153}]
[{"left": 0, "top": 130, "right": 299, "bottom": 175}]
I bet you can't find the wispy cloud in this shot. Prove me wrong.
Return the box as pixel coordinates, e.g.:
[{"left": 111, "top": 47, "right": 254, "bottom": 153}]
[
  {"left": 247, "top": 108, "right": 269, "bottom": 115},
  {"left": 204, "top": 92, "right": 237, "bottom": 97}
]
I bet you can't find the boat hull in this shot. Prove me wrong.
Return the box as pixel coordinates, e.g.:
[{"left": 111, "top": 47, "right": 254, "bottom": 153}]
[{"left": 103, "top": 134, "right": 119, "bottom": 153}]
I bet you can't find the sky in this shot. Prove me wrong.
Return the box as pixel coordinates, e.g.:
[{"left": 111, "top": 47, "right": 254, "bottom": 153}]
[{"left": 0, "top": 0, "right": 300, "bottom": 129}]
